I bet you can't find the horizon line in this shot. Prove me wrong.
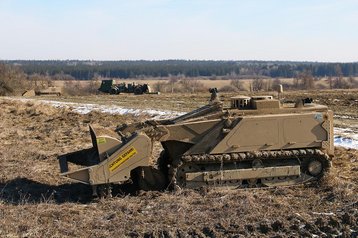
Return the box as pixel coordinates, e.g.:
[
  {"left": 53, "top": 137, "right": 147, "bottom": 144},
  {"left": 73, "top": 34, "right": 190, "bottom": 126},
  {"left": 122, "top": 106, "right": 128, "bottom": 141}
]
[{"left": 1, "top": 59, "right": 358, "bottom": 64}]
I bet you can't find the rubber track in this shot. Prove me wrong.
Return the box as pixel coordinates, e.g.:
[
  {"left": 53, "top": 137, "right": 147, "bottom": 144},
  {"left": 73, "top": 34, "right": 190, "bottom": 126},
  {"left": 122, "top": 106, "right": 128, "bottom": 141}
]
[
  {"left": 169, "top": 148, "right": 331, "bottom": 189},
  {"left": 181, "top": 148, "right": 328, "bottom": 163}
]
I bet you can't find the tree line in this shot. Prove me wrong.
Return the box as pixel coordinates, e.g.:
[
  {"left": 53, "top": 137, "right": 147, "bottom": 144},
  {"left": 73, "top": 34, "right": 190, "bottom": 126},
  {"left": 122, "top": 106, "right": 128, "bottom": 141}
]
[{"left": 3, "top": 60, "right": 358, "bottom": 80}]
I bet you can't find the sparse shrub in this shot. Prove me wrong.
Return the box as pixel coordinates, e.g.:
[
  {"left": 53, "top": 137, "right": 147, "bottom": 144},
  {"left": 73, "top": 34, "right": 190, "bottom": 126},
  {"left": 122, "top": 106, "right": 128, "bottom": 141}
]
[
  {"left": 180, "top": 78, "right": 207, "bottom": 93},
  {"left": 271, "top": 78, "right": 282, "bottom": 91},
  {"left": 28, "top": 73, "right": 54, "bottom": 91},
  {"left": 168, "top": 77, "right": 179, "bottom": 93},
  {"left": 315, "top": 83, "right": 327, "bottom": 90},
  {"left": 230, "top": 79, "right": 244, "bottom": 91},
  {"left": 83, "top": 79, "right": 101, "bottom": 94},
  {"left": 347, "top": 76, "right": 358, "bottom": 88},
  {"left": 295, "top": 71, "right": 315, "bottom": 90},
  {"left": 252, "top": 78, "right": 264, "bottom": 91},
  {"left": 52, "top": 73, "right": 76, "bottom": 81},
  {"left": 219, "top": 85, "right": 238, "bottom": 92},
  {"left": 0, "top": 63, "right": 29, "bottom": 95},
  {"left": 63, "top": 80, "right": 87, "bottom": 96},
  {"left": 153, "top": 81, "right": 167, "bottom": 93},
  {"left": 333, "top": 77, "right": 348, "bottom": 89}
]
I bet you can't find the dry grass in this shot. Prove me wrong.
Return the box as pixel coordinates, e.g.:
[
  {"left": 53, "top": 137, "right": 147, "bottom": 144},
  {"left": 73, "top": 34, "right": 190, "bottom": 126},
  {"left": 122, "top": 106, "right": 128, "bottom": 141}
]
[
  {"left": 24, "top": 88, "right": 358, "bottom": 116},
  {"left": 0, "top": 92, "right": 357, "bottom": 237},
  {"left": 52, "top": 77, "right": 358, "bottom": 94}
]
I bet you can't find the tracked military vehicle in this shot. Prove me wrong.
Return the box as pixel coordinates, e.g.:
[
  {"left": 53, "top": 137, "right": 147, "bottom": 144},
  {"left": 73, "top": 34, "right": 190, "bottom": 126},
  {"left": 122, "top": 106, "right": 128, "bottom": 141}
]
[
  {"left": 58, "top": 90, "right": 333, "bottom": 195},
  {"left": 98, "top": 80, "right": 155, "bottom": 95}
]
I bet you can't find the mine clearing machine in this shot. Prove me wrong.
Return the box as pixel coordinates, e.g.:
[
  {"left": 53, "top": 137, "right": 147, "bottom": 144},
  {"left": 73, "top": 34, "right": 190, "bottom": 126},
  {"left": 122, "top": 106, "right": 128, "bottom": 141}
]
[{"left": 58, "top": 90, "right": 333, "bottom": 196}]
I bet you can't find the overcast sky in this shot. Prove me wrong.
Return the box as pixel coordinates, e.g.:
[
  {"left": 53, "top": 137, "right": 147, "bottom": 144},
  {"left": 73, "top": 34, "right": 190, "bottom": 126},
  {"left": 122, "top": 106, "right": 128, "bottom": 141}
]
[{"left": 0, "top": 0, "right": 357, "bottom": 62}]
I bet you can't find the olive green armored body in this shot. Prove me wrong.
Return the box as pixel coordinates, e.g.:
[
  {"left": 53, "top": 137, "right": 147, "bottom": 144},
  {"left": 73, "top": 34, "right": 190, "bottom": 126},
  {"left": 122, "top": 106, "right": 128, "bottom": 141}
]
[{"left": 58, "top": 91, "right": 333, "bottom": 195}]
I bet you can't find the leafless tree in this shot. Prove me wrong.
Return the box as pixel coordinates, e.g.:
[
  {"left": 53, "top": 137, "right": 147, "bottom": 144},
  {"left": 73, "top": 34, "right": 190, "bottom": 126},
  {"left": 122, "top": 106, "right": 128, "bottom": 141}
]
[
  {"left": 348, "top": 76, "right": 358, "bottom": 88},
  {"left": 272, "top": 78, "right": 282, "bottom": 91},
  {"left": 153, "top": 81, "right": 167, "bottom": 92},
  {"left": 298, "top": 71, "right": 315, "bottom": 90},
  {"left": 230, "top": 79, "right": 243, "bottom": 91},
  {"left": 252, "top": 78, "right": 263, "bottom": 91},
  {"left": 168, "top": 77, "right": 178, "bottom": 93},
  {"left": 327, "top": 76, "right": 333, "bottom": 89},
  {"left": 333, "top": 64, "right": 345, "bottom": 89},
  {"left": 180, "top": 78, "right": 206, "bottom": 93}
]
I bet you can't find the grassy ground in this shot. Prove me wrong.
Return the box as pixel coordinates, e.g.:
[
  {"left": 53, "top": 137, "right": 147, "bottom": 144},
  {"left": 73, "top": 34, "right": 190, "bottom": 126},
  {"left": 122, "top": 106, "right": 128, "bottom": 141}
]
[{"left": 0, "top": 91, "right": 357, "bottom": 237}]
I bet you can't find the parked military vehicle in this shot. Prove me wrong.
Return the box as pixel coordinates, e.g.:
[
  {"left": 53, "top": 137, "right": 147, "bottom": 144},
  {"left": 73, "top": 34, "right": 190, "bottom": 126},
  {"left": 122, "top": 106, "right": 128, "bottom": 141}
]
[
  {"left": 98, "top": 80, "right": 156, "bottom": 95},
  {"left": 22, "top": 86, "right": 62, "bottom": 97},
  {"left": 58, "top": 90, "right": 333, "bottom": 196},
  {"left": 37, "top": 86, "right": 62, "bottom": 96}
]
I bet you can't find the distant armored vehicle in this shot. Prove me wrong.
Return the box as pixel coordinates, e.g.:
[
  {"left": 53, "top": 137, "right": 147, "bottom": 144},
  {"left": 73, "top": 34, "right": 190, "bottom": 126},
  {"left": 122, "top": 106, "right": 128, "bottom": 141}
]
[
  {"left": 22, "top": 86, "right": 62, "bottom": 97},
  {"left": 98, "top": 80, "right": 156, "bottom": 95},
  {"left": 36, "top": 86, "right": 62, "bottom": 96}
]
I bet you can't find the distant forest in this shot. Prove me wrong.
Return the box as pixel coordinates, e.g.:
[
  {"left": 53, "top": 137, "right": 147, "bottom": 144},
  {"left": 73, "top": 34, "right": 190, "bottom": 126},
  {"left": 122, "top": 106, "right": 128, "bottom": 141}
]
[{"left": 3, "top": 60, "right": 358, "bottom": 80}]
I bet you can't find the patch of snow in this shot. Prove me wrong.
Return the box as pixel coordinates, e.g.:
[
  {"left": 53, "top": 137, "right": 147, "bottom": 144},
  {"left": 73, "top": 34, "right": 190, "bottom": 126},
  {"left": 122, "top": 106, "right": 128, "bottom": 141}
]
[
  {"left": 4, "top": 97, "right": 358, "bottom": 150},
  {"left": 4, "top": 97, "right": 185, "bottom": 119},
  {"left": 334, "top": 128, "right": 358, "bottom": 150},
  {"left": 334, "top": 114, "right": 358, "bottom": 120},
  {"left": 311, "top": 212, "right": 335, "bottom": 216}
]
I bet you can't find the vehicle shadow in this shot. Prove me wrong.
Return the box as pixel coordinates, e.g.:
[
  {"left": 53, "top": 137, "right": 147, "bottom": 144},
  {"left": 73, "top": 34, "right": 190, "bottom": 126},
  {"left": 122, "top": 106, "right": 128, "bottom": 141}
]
[
  {"left": 0, "top": 177, "right": 93, "bottom": 204},
  {"left": 0, "top": 175, "right": 161, "bottom": 205}
]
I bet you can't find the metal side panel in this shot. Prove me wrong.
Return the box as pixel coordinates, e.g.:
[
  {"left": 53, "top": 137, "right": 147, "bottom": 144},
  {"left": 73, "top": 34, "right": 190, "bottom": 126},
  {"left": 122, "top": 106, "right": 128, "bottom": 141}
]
[
  {"left": 210, "top": 112, "right": 328, "bottom": 154},
  {"left": 89, "top": 125, "right": 123, "bottom": 162},
  {"left": 89, "top": 133, "right": 152, "bottom": 185},
  {"left": 61, "top": 167, "right": 90, "bottom": 184},
  {"left": 60, "top": 133, "right": 152, "bottom": 185},
  {"left": 186, "top": 165, "right": 301, "bottom": 182},
  {"left": 163, "top": 119, "right": 221, "bottom": 142}
]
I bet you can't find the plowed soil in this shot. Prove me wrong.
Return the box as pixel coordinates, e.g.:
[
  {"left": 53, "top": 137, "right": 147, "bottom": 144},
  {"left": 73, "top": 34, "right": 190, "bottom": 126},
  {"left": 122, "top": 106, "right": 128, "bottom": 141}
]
[{"left": 0, "top": 92, "right": 357, "bottom": 238}]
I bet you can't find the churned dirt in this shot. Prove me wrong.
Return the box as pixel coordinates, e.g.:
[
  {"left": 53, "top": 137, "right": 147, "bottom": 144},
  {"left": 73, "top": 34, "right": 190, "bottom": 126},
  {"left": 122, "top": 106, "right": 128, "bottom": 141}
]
[{"left": 0, "top": 91, "right": 357, "bottom": 238}]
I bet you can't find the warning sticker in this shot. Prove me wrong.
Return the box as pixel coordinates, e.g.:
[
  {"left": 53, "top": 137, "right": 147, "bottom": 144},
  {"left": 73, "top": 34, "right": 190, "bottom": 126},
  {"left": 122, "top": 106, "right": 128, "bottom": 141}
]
[
  {"left": 109, "top": 147, "right": 137, "bottom": 172},
  {"left": 96, "top": 137, "right": 107, "bottom": 144}
]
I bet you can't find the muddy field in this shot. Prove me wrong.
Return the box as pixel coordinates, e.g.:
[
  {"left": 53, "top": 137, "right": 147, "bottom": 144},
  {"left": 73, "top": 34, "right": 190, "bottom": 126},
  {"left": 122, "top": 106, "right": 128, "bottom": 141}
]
[{"left": 0, "top": 91, "right": 357, "bottom": 237}]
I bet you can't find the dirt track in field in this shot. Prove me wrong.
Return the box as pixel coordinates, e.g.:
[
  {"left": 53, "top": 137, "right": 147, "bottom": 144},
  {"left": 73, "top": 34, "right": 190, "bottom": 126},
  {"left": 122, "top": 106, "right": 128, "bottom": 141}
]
[{"left": 0, "top": 91, "right": 357, "bottom": 237}]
